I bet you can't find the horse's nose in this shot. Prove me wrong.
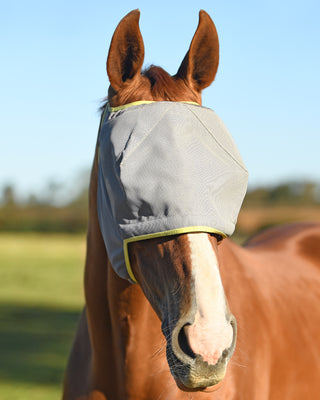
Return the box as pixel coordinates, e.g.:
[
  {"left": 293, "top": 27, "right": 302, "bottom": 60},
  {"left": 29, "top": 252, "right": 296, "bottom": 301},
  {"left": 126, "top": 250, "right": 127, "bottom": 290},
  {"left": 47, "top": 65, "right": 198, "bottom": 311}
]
[
  {"left": 173, "top": 315, "right": 237, "bottom": 366},
  {"left": 170, "top": 316, "right": 237, "bottom": 389}
]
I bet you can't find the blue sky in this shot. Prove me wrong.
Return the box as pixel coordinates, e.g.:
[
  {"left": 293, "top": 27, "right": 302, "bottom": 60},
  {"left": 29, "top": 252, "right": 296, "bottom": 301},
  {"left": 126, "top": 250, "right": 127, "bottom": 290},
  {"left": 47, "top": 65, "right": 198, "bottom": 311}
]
[{"left": 1, "top": 0, "right": 319, "bottom": 200}]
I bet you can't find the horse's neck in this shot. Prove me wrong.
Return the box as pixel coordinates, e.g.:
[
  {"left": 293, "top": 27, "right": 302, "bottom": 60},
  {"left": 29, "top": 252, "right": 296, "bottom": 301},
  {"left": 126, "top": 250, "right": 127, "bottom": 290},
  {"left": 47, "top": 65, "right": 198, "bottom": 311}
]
[{"left": 106, "top": 266, "right": 180, "bottom": 398}]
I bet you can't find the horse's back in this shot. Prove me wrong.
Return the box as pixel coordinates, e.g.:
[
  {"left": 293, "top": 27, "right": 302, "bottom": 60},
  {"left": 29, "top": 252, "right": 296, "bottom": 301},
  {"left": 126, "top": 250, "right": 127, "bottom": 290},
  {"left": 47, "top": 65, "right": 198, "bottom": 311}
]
[
  {"left": 220, "top": 222, "right": 320, "bottom": 399},
  {"left": 246, "top": 222, "right": 320, "bottom": 252}
]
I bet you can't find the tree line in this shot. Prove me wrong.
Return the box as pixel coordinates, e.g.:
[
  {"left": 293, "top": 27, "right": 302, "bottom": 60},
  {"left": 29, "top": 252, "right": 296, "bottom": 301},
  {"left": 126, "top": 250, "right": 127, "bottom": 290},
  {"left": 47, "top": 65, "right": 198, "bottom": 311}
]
[{"left": 0, "top": 180, "right": 319, "bottom": 234}]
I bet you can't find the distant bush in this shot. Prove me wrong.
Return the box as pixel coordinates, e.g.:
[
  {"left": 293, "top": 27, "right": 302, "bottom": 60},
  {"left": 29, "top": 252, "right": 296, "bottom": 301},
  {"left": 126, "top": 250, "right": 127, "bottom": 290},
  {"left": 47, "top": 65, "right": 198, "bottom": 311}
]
[
  {"left": 243, "top": 181, "right": 320, "bottom": 207},
  {"left": 0, "top": 203, "right": 88, "bottom": 233},
  {"left": 0, "top": 182, "right": 88, "bottom": 233}
]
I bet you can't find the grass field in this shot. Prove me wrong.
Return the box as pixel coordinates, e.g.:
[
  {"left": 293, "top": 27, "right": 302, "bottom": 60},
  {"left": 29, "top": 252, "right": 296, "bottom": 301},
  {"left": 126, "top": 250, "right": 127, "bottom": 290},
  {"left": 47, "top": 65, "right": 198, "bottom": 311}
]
[{"left": 0, "top": 233, "right": 86, "bottom": 400}]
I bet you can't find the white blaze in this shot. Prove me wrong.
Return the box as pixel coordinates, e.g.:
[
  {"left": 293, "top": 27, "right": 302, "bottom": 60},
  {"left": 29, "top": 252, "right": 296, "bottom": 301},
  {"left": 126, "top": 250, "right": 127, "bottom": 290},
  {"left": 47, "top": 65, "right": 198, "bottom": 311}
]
[{"left": 185, "top": 233, "right": 233, "bottom": 365}]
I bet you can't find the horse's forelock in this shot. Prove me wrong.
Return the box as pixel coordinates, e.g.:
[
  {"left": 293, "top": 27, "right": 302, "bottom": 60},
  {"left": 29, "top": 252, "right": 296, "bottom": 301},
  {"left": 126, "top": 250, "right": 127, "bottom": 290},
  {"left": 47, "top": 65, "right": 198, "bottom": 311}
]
[{"left": 143, "top": 65, "right": 199, "bottom": 103}]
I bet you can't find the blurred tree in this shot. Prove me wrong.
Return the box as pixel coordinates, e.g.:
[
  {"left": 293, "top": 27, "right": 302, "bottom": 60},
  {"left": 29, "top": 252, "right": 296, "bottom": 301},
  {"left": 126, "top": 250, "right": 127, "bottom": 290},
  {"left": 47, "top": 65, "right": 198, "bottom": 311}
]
[
  {"left": 268, "top": 184, "right": 291, "bottom": 204},
  {"left": 27, "top": 194, "right": 40, "bottom": 206},
  {"left": 2, "top": 185, "right": 16, "bottom": 207},
  {"left": 45, "top": 180, "right": 64, "bottom": 205}
]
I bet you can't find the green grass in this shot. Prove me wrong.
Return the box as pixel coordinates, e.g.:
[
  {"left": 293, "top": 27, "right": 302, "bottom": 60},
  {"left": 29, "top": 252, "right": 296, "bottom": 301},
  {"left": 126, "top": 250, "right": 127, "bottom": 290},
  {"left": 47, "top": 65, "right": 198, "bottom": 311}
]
[{"left": 0, "top": 233, "right": 85, "bottom": 400}]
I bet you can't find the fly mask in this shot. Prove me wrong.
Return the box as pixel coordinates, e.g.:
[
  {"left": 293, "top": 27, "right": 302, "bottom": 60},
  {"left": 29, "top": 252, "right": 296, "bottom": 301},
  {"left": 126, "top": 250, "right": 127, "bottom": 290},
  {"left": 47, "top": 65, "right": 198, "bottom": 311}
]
[{"left": 97, "top": 101, "right": 248, "bottom": 282}]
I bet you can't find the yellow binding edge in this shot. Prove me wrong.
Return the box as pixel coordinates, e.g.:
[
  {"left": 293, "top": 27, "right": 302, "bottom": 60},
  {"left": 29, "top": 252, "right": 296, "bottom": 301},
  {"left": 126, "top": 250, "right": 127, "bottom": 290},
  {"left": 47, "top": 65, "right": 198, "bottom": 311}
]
[
  {"left": 123, "top": 226, "right": 227, "bottom": 283},
  {"left": 107, "top": 100, "right": 200, "bottom": 112}
]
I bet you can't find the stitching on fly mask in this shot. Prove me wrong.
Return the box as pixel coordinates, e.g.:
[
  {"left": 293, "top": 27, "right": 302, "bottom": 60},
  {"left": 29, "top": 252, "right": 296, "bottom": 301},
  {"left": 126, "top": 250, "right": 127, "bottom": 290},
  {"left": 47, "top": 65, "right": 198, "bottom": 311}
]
[{"left": 97, "top": 101, "right": 248, "bottom": 282}]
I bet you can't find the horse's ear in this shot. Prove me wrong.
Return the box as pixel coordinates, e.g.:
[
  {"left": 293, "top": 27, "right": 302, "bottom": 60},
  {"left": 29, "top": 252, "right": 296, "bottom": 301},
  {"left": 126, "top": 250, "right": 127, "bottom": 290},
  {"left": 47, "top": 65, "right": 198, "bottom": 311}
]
[
  {"left": 176, "top": 10, "right": 219, "bottom": 92},
  {"left": 107, "top": 9, "right": 145, "bottom": 91}
]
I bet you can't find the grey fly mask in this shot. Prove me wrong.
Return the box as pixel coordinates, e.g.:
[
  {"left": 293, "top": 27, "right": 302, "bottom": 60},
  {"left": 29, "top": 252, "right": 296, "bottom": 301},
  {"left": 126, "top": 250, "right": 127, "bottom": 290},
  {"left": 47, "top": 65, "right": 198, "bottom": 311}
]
[{"left": 97, "top": 101, "right": 248, "bottom": 282}]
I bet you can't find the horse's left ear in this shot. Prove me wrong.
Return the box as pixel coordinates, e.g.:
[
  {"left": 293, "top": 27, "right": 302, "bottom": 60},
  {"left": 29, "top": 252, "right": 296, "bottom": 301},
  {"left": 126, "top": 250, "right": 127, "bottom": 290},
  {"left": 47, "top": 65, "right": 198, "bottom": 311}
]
[
  {"left": 176, "top": 10, "right": 219, "bottom": 92},
  {"left": 107, "top": 9, "right": 145, "bottom": 91}
]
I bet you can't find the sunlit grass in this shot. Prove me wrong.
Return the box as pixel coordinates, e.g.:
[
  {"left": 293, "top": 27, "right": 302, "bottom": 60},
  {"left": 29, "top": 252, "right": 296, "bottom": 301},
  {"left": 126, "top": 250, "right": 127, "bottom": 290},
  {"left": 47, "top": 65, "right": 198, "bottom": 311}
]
[
  {"left": 0, "top": 382, "right": 62, "bottom": 400},
  {"left": 0, "top": 233, "right": 85, "bottom": 307},
  {"left": 0, "top": 233, "right": 85, "bottom": 400}
]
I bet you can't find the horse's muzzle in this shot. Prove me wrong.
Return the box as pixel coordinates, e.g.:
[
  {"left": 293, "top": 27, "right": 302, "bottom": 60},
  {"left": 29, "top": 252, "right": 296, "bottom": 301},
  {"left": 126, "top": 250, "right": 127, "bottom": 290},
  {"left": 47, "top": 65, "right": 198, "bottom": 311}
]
[{"left": 164, "top": 315, "right": 237, "bottom": 390}]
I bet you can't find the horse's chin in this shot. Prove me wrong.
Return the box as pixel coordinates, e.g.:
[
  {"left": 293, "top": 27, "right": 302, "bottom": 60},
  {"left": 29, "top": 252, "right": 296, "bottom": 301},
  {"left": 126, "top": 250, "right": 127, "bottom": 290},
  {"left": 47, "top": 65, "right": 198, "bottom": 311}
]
[
  {"left": 174, "top": 374, "right": 225, "bottom": 393},
  {"left": 167, "top": 349, "right": 228, "bottom": 392}
]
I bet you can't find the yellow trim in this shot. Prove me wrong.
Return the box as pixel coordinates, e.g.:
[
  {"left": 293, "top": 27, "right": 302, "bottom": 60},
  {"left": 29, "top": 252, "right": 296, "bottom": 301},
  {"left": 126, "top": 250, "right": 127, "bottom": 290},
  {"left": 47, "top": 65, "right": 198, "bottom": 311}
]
[
  {"left": 108, "top": 101, "right": 155, "bottom": 112},
  {"left": 123, "top": 226, "right": 227, "bottom": 283},
  {"left": 107, "top": 100, "right": 200, "bottom": 112}
]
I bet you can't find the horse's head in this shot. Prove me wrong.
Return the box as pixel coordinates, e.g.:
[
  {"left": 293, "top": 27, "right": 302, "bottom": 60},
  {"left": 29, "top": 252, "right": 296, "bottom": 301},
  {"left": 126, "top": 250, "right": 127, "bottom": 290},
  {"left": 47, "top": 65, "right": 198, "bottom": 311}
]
[{"left": 101, "top": 9, "right": 244, "bottom": 391}]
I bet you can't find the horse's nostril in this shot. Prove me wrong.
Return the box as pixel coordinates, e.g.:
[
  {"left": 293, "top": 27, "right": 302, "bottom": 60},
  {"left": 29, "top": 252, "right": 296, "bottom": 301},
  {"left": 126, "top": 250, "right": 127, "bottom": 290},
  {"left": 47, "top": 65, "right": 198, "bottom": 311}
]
[
  {"left": 222, "top": 348, "right": 229, "bottom": 358},
  {"left": 178, "top": 324, "right": 196, "bottom": 359}
]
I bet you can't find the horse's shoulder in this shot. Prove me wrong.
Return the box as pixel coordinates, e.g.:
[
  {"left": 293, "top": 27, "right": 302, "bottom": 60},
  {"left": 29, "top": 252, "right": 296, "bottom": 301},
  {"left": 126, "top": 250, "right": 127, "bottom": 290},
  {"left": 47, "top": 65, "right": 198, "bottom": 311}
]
[{"left": 220, "top": 223, "right": 320, "bottom": 288}]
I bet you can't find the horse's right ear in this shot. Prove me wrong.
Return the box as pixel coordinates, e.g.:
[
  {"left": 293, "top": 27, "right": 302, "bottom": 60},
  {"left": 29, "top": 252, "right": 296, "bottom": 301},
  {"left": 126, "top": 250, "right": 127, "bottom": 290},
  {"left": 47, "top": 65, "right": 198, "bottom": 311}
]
[
  {"left": 107, "top": 10, "right": 145, "bottom": 91},
  {"left": 176, "top": 10, "right": 219, "bottom": 92}
]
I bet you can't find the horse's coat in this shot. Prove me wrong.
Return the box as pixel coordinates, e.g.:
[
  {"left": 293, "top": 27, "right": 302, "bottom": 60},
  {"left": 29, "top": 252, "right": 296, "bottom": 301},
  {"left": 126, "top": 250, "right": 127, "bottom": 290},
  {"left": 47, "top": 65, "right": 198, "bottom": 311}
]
[
  {"left": 97, "top": 101, "right": 248, "bottom": 281},
  {"left": 62, "top": 9, "right": 320, "bottom": 400}
]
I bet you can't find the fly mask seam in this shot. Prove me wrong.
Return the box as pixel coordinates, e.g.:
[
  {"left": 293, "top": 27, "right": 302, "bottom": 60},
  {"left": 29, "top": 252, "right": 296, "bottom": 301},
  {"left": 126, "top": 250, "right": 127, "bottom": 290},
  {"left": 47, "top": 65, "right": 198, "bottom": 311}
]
[
  {"left": 119, "top": 106, "right": 169, "bottom": 165},
  {"left": 186, "top": 105, "right": 247, "bottom": 171}
]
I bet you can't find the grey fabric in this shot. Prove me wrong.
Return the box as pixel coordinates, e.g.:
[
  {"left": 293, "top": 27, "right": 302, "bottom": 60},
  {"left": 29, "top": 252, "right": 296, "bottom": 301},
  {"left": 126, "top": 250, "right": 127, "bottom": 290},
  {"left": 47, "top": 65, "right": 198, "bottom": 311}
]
[{"left": 97, "top": 102, "right": 248, "bottom": 280}]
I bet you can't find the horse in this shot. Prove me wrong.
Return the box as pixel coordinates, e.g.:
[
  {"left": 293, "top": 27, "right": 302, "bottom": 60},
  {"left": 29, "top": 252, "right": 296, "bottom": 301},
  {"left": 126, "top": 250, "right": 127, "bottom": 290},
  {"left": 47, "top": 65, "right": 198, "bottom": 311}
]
[{"left": 62, "top": 10, "right": 320, "bottom": 400}]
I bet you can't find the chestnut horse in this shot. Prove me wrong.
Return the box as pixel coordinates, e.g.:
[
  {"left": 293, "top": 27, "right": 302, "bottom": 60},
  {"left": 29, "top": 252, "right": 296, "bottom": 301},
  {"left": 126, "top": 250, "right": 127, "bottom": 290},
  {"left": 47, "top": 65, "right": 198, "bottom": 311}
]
[{"left": 62, "top": 10, "right": 320, "bottom": 400}]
